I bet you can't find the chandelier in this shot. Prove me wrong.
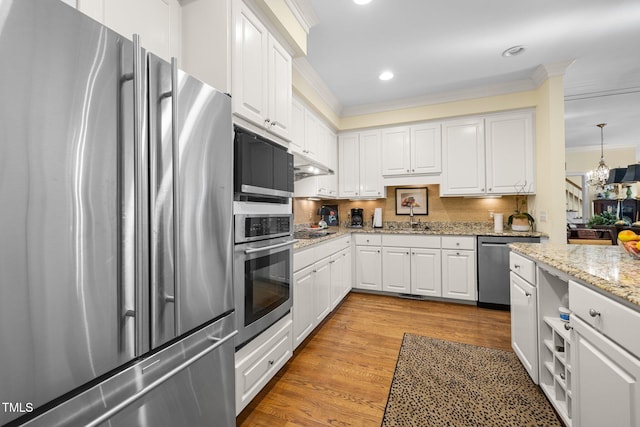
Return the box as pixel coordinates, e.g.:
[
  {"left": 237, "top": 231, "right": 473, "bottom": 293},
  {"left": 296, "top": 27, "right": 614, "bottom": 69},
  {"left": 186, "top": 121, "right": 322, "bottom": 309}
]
[{"left": 586, "top": 123, "right": 610, "bottom": 189}]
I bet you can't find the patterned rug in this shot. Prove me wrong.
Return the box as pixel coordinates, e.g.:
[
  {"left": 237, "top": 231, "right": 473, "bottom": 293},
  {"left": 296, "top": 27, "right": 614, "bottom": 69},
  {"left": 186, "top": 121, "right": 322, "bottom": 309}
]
[{"left": 382, "top": 334, "right": 563, "bottom": 427}]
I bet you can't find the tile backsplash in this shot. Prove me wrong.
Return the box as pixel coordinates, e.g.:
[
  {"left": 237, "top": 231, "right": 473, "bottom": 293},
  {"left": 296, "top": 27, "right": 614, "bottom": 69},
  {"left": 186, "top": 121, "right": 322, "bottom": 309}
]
[{"left": 293, "top": 185, "right": 519, "bottom": 226}]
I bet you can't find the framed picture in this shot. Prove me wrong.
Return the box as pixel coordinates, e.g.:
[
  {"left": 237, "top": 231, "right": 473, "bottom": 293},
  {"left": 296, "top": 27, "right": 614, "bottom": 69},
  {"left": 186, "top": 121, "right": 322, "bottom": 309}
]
[{"left": 395, "top": 187, "right": 428, "bottom": 215}]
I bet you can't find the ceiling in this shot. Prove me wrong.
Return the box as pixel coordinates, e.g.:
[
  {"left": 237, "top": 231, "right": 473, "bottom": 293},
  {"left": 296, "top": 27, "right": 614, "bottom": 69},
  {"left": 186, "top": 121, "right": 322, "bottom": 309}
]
[{"left": 304, "top": 0, "right": 640, "bottom": 151}]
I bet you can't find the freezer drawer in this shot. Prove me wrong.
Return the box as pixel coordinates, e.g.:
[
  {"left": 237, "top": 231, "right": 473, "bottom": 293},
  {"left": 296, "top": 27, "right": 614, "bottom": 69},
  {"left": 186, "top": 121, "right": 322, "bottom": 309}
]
[{"left": 22, "top": 314, "right": 236, "bottom": 427}]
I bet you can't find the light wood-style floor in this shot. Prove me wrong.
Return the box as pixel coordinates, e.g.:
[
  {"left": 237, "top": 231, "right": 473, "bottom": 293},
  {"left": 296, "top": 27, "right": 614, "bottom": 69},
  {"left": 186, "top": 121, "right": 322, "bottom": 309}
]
[{"left": 236, "top": 292, "right": 512, "bottom": 426}]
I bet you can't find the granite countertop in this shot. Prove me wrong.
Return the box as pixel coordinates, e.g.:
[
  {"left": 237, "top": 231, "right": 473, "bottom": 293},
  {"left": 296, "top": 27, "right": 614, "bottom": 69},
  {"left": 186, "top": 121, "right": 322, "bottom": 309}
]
[
  {"left": 510, "top": 243, "right": 640, "bottom": 309},
  {"left": 293, "top": 222, "right": 545, "bottom": 250}
]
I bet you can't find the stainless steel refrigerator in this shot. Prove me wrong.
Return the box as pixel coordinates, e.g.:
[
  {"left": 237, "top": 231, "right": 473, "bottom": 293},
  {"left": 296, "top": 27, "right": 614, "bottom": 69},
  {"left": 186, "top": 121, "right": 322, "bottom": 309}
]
[{"left": 0, "top": 1, "right": 235, "bottom": 426}]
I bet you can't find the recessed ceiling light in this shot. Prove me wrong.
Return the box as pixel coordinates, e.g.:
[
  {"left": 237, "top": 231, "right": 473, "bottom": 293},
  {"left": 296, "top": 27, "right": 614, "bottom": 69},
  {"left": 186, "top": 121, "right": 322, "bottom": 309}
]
[
  {"left": 379, "top": 71, "right": 394, "bottom": 81},
  {"left": 502, "top": 45, "right": 525, "bottom": 57},
  {"left": 353, "top": 0, "right": 372, "bottom": 4}
]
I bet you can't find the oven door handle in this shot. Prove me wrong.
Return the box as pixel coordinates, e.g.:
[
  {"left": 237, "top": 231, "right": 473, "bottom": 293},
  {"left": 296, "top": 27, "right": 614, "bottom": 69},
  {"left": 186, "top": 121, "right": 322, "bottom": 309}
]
[{"left": 244, "top": 239, "right": 298, "bottom": 254}]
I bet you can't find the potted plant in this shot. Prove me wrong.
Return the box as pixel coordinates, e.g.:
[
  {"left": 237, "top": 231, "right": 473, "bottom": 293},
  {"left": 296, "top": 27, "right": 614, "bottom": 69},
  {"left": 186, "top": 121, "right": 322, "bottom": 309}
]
[{"left": 508, "top": 185, "right": 535, "bottom": 232}]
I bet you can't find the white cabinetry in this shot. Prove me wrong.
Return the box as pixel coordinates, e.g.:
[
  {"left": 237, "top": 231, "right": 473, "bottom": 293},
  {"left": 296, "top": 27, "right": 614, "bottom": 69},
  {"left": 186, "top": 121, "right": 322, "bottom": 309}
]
[
  {"left": 381, "top": 235, "right": 442, "bottom": 296},
  {"left": 441, "top": 111, "right": 535, "bottom": 196},
  {"left": 381, "top": 123, "right": 441, "bottom": 177},
  {"left": 232, "top": 1, "right": 291, "bottom": 141},
  {"left": 441, "top": 236, "right": 476, "bottom": 301},
  {"left": 509, "top": 252, "right": 538, "bottom": 384},
  {"left": 292, "top": 236, "right": 351, "bottom": 350},
  {"left": 338, "top": 131, "right": 383, "bottom": 199},
  {"left": 235, "top": 314, "right": 293, "bottom": 415},
  {"left": 537, "top": 266, "right": 572, "bottom": 425},
  {"left": 569, "top": 281, "right": 640, "bottom": 427},
  {"left": 78, "top": 0, "right": 181, "bottom": 61},
  {"left": 354, "top": 234, "right": 382, "bottom": 290}
]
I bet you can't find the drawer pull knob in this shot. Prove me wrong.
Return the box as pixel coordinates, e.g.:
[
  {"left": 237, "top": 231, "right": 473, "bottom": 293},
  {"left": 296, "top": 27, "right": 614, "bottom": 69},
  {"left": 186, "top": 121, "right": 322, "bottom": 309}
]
[
  {"left": 589, "top": 308, "right": 601, "bottom": 317},
  {"left": 514, "top": 264, "right": 520, "bottom": 268},
  {"left": 564, "top": 323, "right": 573, "bottom": 331},
  {"left": 268, "top": 360, "right": 274, "bottom": 366},
  {"left": 525, "top": 292, "right": 531, "bottom": 297}
]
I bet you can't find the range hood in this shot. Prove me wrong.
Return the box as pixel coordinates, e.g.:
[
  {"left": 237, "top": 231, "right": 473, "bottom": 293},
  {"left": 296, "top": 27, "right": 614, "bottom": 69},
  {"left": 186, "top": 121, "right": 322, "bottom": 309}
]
[{"left": 293, "top": 152, "right": 334, "bottom": 181}]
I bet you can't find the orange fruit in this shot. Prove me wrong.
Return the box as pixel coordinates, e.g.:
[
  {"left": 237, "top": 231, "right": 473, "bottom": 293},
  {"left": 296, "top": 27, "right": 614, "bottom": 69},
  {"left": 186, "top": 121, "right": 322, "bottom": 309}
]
[{"left": 618, "top": 230, "right": 640, "bottom": 242}]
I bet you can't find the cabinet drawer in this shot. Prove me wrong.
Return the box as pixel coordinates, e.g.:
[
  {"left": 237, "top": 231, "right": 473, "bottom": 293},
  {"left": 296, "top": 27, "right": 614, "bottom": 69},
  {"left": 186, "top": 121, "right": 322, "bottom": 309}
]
[
  {"left": 294, "top": 247, "right": 315, "bottom": 272},
  {"left": 569, "top": 280, "right": 640, "bottom": 357},
  {"left": 382, "top": 234, "right": 440, "bottom": 249},
  {"left": 509, "top": 252, "right": 535, "bottom": 284},
  {"left": 316, "top": 236, "right": 350, "bottom": 259},
  {"left": 354, "top": 233, "right": 381, "bottom": 246},
  {"left": 441, "top": 235, "right": 475, "bottom": 250},
  {"left": 235, "top": 315, "right": 293, "bottom": 414}
]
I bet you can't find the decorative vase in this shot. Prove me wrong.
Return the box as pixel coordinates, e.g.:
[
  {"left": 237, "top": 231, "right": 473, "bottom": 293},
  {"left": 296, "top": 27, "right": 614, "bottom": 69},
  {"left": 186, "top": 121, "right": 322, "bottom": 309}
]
[{"left": 511, "top": 216, "right": 531, "bottom": 232}]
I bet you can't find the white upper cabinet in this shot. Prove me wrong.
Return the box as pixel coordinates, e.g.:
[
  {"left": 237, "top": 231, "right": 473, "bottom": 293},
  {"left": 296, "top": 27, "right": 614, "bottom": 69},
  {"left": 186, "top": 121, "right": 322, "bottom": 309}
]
[
  {"left": 382, "top": 123, "right": 441, "bottom": 177},
  {"left": 78, "top": 0, "right": 181, "bottom": 61},
  {"left": 232, "top": 1, "right": 291, "bottom": 141},
  {"left": 441, "top": 110, "right": 535, "bottom": 196},
  {"left": 441, "top": 118, "right": 486, "bottom": 196},
  {"left": 485, "top": 111, "right": 535, "bottom": 194},
  {"left": 339, "top": 131, "right": 383, "bottom": 199}
]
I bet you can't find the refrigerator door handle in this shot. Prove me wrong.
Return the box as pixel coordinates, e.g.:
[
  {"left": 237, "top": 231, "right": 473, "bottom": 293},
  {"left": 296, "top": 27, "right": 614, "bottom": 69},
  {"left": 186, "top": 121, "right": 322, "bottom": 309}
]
[
  {"left": 83, "top": 329, "right": 238, "bottom": 427},
  {"left": 169, "top": 57, "right": 181, "bottom": 336}
]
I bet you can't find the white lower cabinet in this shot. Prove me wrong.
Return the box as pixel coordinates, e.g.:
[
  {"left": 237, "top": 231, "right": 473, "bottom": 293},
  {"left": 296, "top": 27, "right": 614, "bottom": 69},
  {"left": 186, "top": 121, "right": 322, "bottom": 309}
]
[
  {"left": 441, "top": 236, "right": 476, "bottom": 301},
  {"left": 355, "top": 245, "right": 382, "bottom": 290},
  {"left": 235, "top": 314, "right": 293, "bottom": 415},
  {"left": 293, "top": 236, "right": 352, "bottom": 351},
  {"left": 293, "top": 264, "right": 315, "bottom": 349},
  {"left": 509, "top": 271, "right": 538, "bottom": 383},
  {"left": 572, "top": 316, "right": 640, "bottom": 427},
  {"left": 382, "top": 247, "right": 411, "bottom": 293},
  {"left": 314, "top": 258, "right": 332, "bottom": 325},
  {"left": 411, "top": 248, "right": 442, "bottom": 296}
]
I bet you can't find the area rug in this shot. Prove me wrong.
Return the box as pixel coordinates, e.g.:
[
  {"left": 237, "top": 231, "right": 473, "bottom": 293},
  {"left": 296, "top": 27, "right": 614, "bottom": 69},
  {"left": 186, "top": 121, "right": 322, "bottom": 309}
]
[{"left": 382, "top": 334, "right": 562, "bottom": 427}]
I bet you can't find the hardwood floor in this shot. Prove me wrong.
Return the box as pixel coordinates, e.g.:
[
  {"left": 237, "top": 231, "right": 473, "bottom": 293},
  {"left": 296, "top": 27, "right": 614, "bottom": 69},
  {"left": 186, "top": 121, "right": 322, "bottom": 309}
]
[{"left": 236, "top": 292, "right": 512, "bottom": 426}]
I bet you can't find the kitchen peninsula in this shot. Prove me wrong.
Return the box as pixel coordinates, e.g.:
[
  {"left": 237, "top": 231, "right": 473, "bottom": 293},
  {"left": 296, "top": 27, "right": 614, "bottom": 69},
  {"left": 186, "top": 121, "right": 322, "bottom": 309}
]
[{"left": 509, "top": 242, "right": 640, "bottom": 427}]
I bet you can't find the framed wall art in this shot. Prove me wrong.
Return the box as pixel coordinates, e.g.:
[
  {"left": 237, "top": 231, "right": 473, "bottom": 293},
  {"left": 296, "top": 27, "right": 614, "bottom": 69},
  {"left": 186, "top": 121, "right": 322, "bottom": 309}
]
[{"left": 395, "top": 187, "right": 428, "bottom": 215}]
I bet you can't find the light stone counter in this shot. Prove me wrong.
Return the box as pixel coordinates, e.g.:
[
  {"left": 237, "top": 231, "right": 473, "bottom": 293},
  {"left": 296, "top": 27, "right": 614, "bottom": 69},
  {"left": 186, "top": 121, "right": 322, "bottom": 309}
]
[
  {"left": 510, "top": 242, "right": 640, "bottom": 310},
  {"left": 293, "top": 222, "right": 545, "bottom": 250}
]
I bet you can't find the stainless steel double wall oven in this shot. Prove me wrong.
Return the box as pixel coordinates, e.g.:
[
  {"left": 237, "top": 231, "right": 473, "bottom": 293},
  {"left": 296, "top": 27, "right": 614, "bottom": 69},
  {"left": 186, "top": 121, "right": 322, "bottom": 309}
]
[{"left": 233, "top": 127, "right": 295, "bottom": 349}]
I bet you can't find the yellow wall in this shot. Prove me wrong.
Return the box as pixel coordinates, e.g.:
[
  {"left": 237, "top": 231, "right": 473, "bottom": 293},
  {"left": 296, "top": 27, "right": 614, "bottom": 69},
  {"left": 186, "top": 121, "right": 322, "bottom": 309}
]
[{"left": 566, "top": 147, "right": 636, "bottom": 173}]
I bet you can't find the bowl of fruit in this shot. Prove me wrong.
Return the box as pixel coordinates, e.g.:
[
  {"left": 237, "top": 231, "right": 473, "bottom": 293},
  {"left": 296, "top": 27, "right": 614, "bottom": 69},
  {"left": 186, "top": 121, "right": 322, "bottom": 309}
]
[{"left": 617, "top": 229, "right": 640, "bottom": 259}]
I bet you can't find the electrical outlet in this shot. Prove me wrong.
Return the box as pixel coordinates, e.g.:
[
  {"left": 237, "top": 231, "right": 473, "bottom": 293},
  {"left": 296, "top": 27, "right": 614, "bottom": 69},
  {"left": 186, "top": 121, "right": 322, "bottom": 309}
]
[
  {"left": 488, "top": 210, "right": 494, "bottom": 219},
  {"left": 540, "top": 211, "right": 547, "bottom": 222}
]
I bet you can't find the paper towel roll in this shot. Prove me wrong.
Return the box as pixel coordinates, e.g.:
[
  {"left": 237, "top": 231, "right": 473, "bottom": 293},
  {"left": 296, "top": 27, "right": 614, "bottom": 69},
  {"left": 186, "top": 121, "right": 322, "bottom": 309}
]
[{"left": 494, "top": 213, "right": 504, "bottom": 233}]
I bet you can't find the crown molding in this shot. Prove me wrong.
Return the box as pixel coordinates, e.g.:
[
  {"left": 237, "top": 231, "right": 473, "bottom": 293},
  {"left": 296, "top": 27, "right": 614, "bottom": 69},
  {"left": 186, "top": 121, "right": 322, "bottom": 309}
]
[
  {"left": 531, "top": 60, "right": 575, "bottom": 87},
  {"left": 293, "top": 57, "right": 343, "bottom": 115},
  {"left": 285, "top": 0, "right": 319, "bottom": 33},
  {"left": 565, "top": 143, "right": 638, "bottom": 152}
]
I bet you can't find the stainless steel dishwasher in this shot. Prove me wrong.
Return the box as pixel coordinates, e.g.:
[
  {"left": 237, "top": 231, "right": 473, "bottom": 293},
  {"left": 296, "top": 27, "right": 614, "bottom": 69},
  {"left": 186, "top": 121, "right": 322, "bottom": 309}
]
[{"left": 477, "top": 236, "right": 540, "bottom": 309}]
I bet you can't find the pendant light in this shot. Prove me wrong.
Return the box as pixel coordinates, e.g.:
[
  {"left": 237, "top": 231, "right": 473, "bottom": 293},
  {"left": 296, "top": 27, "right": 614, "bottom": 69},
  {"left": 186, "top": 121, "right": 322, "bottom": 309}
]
[{"left": 587, "top": 123, "right": 610, "bottom": 188}]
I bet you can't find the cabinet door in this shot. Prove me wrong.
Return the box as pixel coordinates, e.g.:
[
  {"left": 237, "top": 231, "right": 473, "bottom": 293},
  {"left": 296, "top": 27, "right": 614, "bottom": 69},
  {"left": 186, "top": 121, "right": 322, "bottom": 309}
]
[
  {"left": 329, "top": 252, "right": 344, "bottom": 310},
  {"left": 232, "top": 2, "right": 268, "bottom": 127},
  {"left": 382, "top": 247, "right": 411, "bottom": 293},
  {"left": 267, "top": 35, "right": 291, "bottom": 141},
  {"left": 411, "top": 123, "right": 441, "bottom": 174},
  {"left": 441, "top": 249, "right": 476, "bottom": 300},
  {"left": 573, "top": 317, "right": 640, "bottom": 427},
  {"left": 485, "top": 112, "right": 534, "bottom": 194},
  {"left": 411, "top": 248, "right": 442, "bottom": 296},
  {"left": 510, "top": 272, "right": 538, "bottom": 383},
  {"left": 339, "top": 133, "right": 360, "bottom": 198},
  {"left": 293, "top": 265, "right": 315, "bottom": 349},
  {"left": 441, "top": 119, "right": 485, "bottom": 196},
  {"left": 355, "top": 246, "right": 382, "bottom": 290},
  {"left": 314, "top": 258, "right": 332, "bottom": 324},
  {"left": 304, "top": 109, "right": 320, "bottom": 161},
  {"left": 381, "top": 127, "right": 410, "bottom": 176},
  {"left": 342, "top": 249, "right": 352, "bottom": 299},
  {"left": 359, "top": 130, "right": 383, "bottom": 198},
  {"left": 290, "top": 98, "right": 305, "bottom": 155}
]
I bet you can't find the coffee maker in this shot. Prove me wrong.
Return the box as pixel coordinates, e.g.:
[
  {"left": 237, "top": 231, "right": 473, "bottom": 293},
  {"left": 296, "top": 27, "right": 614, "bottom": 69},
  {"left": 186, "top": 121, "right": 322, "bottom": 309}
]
[{"left": 350, "top": 208, "right": 363, "bottom": 228}]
